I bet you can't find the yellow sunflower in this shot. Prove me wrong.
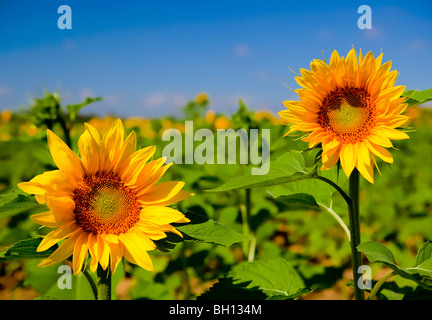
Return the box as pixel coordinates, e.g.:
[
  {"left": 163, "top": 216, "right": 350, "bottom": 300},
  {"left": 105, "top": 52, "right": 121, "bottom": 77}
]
[
  {"left": 278, "top": 48, "right": 409, "bottom": 183},
  {"left": 18, "top": 119, "right": 192, "bottom": 275}
]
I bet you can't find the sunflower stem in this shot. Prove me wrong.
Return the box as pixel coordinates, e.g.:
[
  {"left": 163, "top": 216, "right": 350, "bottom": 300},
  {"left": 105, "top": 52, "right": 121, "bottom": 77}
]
[
  {"left": 368, "top": 270, "right": 397, "bottom": 300},
  {"left": 96, "top": 265, "right": 112, "bottom": 300},
  {"left": 241, "top": 188, "right": 252, "bottom": 260},
  {"left": 348, "top": 168, "right": 364, "bottom": 300},
  {"left": 82, "top": 268, "right": 98, "bottom": 300}
]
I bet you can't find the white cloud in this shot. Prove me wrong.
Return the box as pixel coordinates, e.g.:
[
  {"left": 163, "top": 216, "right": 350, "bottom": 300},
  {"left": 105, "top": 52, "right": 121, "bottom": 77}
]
[
  {"left": 251, "top": 69, "right": 269, "bottom": 80},
  {"left": 61, "top": 39, "right": 75, "bottom": 51},
  {"left": 142, "top": 92, "right": 189, "bottom": 109},
  {"left": 104, "top": 93, "right": 120, "bottom": 106},
  {"left": 407, "top": 39, "right": 427, "bottom": 51},
  {"left": 0, "top": 85, "right": 11, "bottom": 96},
  {"left": 362, "top": 26, "right": 381, "bottom": 40},
  {"left": 233, "top": 44, "right": 251, "bottom": 57},
  {"left": 79, "top": 87, "right": 96, "bottom": 100},
  {"left": 171, "top": 93, "right": 189, "bottom": 107},
  {"left": 142, "top": 92, "right": 169, "bottom": 108},
  {"left": 319, "top": 28, "right": 334, "bottom": 40}
]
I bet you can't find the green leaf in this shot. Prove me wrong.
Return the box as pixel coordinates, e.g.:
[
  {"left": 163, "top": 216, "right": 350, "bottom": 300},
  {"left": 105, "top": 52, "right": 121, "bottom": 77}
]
[
  {"left": 0, "top": 190, "right": 47, "bottom": 219},
  {"left": 404, "top": 258, "right": 432, "bottom": 289},
  {"left": 266, "top": 288, "right": 312, "bottom": 300},
  {"left": 154, "top": 211, "right": 250, "bottom": 251},
  {"left": 176, "top": 211, "right": 250, "bottom": 247},
  {"left": 357, "top": 241, "right": 397, "bottom": 267},
  {"left": 206, "top": 151, "right": 314, "bottom": 192},
  {"left": 414, "top": 241, "right": 432, "bottom": 267},
  {"left": 199, "top": 259, "right": 309, "bottom": 300},
  {"left": 402, "top": 88, "right": 432, "bottom": 107},
  {"left": 67, "top": 97, "right": 103, "bottom": 120},
  {"left": 0, "top": 237, "right": 57, "bottom": 261},
  {"left": 267, "top": 165, "right": 346, "bottom": 208},
  {"left": 273, "top": 193, "right": 320, "bottom": 211},
  {"left": 358, "top": 241, "right": 432, "bottom": 290},
  {"left": 197, "top": 277, "right": 268, "bottom": 300}
]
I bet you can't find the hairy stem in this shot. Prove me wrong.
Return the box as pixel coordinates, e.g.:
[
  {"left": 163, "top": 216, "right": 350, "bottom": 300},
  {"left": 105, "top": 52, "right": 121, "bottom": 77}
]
[
  {"left": 348, "top": 169, "right": 364, "bottom": 300},
  {"left": 96, "top": 265, "right": 112, "bottom": 300}
]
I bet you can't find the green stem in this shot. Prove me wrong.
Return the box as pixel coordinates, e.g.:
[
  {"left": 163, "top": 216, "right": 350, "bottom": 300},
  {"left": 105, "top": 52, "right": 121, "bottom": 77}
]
[
  {"left": 317, "top": 202, "right": 351, "bottom": 242},
  {"left": 82, "top": 268, "right": 98, "bottom": 300},
  {"left": 96, "top": 265, "right": 112, "bottom": 300},
  {"left": 348, "top": 169, "right": 364, "bottom": 300},
  {"left": 180, "top": 242, "right": 193, "bottom": 300},
  {"left": 241, "top": 188, "right": 252, "bottom": 260},
  {"left": 316, "top": 175, "right": 352, "bottom": 207},
  {"left": 368, "top": 271, "right": 397, "bottom": 300}
]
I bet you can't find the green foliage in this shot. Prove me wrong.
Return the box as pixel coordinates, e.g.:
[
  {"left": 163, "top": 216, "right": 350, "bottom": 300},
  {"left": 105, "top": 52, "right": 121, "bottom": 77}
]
[
  {"left": 402, "top": 88, "right": 432, "bottom": 107},
  {"left": 206, "top": 151, "right": 314, "bottom": 192},
  {"left": 231, "top": 99, "right": 259, "bottom": 130},
  {"left": 67, "top": 97, "right": 103, "bottom": 121},
  {"left": 199, "top": 259, "right": 309, "bottom": 300},
  {"left": 0, "top": 188, "right": 47, "bottom": 220},
  {"left": 1, "top": 90, "right": 432, "bottom": 300},
  {"left": 176, "top": 211, "right": 251, "bottom": 247},
  {"left": 0, "top": 237, "right": 57, "bottom": 261},
  {"left": 358, "top": 241, "right": 432, "bottom": 290},
  {"left": 272, "top": 193, "right": 320, "bottom": 211}
]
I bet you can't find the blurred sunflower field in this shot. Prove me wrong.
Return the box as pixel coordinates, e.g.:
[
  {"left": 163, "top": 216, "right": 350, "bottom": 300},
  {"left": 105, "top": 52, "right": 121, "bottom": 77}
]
[{"left": 1, "top": 88, "right": 432, "bottom": 301}]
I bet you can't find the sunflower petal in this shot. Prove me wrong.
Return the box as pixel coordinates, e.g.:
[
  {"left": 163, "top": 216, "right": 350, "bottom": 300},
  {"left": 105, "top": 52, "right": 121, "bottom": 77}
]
[
  {"left": 30, "top": 211, "right": 60, "bottom": 228},
  {"left": 340, "top": 143, "right": 356, "bottom": 178},
  {"left": 119, "top": 233, "right": 154, "bottom": 271},
  {"left": 78, "top": 130, "right": 101, "bottom": 176},
  {"left": 46, "top": 129, "right": 84, "bottom": 182},
  {"left": 72, "top": 232, "right": 89, "bottom": 275},
  {"left": 37, "top": 222, "right": 80, "bottom": 252},
  {"left": 138, "top": 181, "right": 193, "bottom": 206},
  {"left": 366, "top": 141, "right": 394, "bottom": 163},
  {"left": 101, "top": 119, "right": 125, "bottom": 171},
  {"left": 357, "top": 156, "right": 374, "bottom": 183},
  {"left": 38, "top": 230, "right": 83, "bottom": 267},
  {"left": 140, "top": 206, "right": 188, "bottom": 225}
]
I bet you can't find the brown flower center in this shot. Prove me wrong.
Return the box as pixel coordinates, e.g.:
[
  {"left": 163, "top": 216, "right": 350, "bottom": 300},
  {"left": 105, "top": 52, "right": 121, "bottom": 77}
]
[
  {"left": 74, "top": 172, "right": 141, "bottom": 235},
  {"left": 318, "top": 87, "right": 376, "bottom": 143}
]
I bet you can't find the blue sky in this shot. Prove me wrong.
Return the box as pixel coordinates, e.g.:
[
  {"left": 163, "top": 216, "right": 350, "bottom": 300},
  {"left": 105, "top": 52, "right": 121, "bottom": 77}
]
[{"left": 0, "top": 0, "right": 431, "bottom": 118}]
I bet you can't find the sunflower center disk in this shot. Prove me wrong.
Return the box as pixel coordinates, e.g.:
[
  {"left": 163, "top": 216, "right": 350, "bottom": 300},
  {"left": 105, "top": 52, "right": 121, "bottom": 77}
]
[
  {"left": 319, "top": 88, "right": 376, "bottom": 143},
  {"left": 74, "top": 172, "right": 141, "bottom": 235}
]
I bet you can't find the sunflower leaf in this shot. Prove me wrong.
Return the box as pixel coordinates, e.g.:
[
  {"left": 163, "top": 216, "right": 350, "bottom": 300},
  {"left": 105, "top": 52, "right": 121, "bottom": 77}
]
[
  {"left": 0, "top": 187, "right": 47, "bottom": 219},
  {"left": 267, "top": 162, "right": 346, "bottom": 208},
  {"left": 198, "top": 259, "right": 310, "bottom": 300},
  {"left": 358, "top": 241, "right": 432, "bottom": 289},
  {"left": 176, "top": 211, "right": 251, "bottom": 247},
  {"left": 272, "top": 193, "right": 321, "bottom": 211},
  {"left": 0, "top": 237, "right": 58, "bottom": 261},
  {"left": 414, "top": 241, "right": 432, "bottom": 267},
  {"left": 357, "top": 241, "right": 397, "bottom": 267},
  {"left": 66, "top": 96, "right": 103, "bottom": 121},
  {"left": 402, "top": 88, "right": 432, "bottom": 107},
  {"left": 205, "top": 151, "right": 314, "bottom": 192}
]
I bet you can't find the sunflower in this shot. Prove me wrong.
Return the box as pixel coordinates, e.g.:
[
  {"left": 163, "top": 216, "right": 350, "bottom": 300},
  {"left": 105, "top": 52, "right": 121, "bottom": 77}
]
[
  {"left": 18, "top": 119, "right": 192, "bottom": 275},
  {"left": 278, "top": 48, "right": 409, "bottom": 183}
]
